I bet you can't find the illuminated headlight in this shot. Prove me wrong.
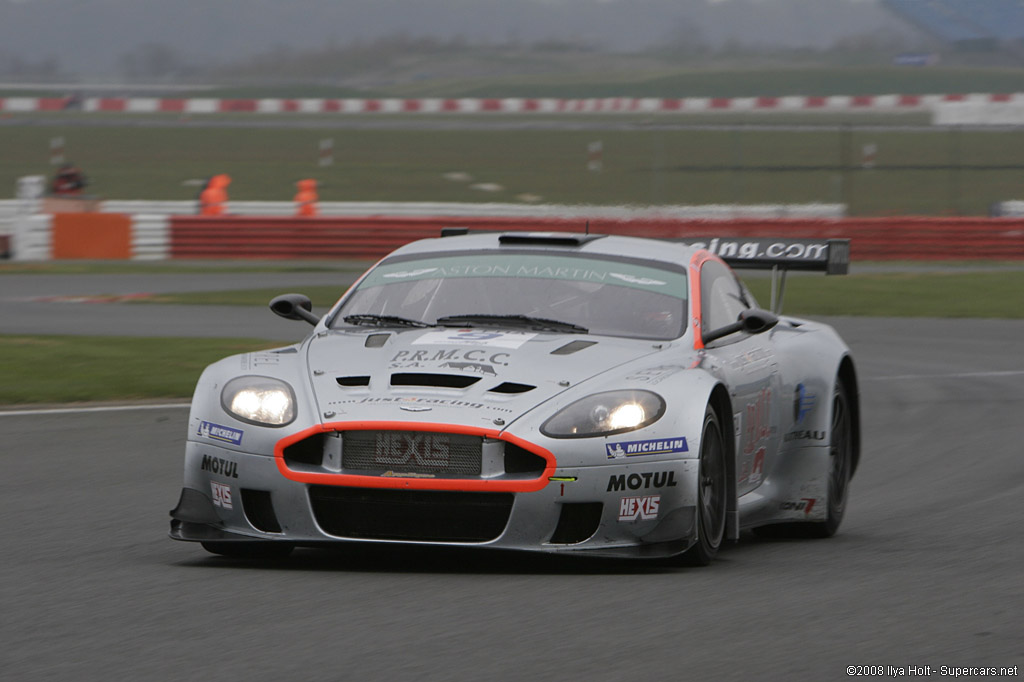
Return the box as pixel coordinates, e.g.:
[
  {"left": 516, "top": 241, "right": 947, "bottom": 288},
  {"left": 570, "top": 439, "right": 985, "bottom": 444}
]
[
  {"left": 221, "top": 376, "right": 296, "bottom": 426},
  {"left": 541, "top": 390, "right": 665, "bottom": 438}
]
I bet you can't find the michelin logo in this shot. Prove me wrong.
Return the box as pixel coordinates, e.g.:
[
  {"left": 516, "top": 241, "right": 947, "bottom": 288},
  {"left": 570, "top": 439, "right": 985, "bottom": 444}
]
[
  {"left": 197, "top": 420, "right": 244, "bottom": 446},
  {"left": 606, "top": 437, "right": 688, "bottom": 459}
]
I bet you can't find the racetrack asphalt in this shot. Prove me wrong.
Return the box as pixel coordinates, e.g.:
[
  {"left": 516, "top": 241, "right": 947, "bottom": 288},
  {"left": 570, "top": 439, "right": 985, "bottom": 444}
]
[{"left": 1, "top": 272, "right": 1023, "bottom": 681}]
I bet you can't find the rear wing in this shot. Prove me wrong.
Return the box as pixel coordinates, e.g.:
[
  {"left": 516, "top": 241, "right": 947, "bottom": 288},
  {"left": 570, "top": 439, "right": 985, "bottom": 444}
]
[
  {"left": 673, "top": 237, "right": 850, "bottom": 275},
  {"left": 672, "top": 237, "right": 851, "bottom": 314}
]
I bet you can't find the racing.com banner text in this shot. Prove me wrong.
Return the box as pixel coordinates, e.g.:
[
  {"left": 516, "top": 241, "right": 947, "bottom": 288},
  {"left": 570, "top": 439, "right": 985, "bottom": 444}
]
[{"left": 675, "top": 237, "right": 850, "bottom": 273}]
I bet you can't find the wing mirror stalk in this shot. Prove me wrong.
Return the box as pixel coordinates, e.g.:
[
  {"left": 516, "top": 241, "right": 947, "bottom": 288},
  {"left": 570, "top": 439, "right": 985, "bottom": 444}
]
[
  {"left": 703, "top": 309, "right": 779, "bottom": 345},
  {"left": 270, "top": 294, "right": 320, "bottom": 326}
]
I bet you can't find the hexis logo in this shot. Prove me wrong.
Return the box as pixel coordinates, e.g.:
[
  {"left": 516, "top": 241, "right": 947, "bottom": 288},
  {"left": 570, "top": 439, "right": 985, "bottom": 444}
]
[
  {"left": 618, "top": 495, "right": 660, "bottom": 522},
  {"left": 374, "top": 432, "right": 450, "bottom": 469}
]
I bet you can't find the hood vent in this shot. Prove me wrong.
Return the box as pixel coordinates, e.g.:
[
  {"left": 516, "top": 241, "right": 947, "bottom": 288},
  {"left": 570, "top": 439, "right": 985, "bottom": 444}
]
[
  {"left": 337, "top": 376, "right": 371, "bottom": 387},
  {"left": 364, "top": 333, "right": 390, "bottom": 348},
  {"left": 390, "top": 373, "right": 481, "bottom": 388},
  {"left": 551, "top": 340, "right": 597, "bottom": 356},
  {"left": 488, "top": 382, "right": 535, "bottom": 394}
]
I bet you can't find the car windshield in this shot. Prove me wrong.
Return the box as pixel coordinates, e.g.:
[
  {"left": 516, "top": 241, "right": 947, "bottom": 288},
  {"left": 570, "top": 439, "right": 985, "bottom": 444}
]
[{"left": 331, "top": 250, "right": 688, "bottom": 340}]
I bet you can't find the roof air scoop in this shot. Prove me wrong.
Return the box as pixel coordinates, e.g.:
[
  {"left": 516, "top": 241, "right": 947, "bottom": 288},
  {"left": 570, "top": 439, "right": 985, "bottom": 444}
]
[{"left": 499, "top": 233, "right": 607, "bottom": 247}]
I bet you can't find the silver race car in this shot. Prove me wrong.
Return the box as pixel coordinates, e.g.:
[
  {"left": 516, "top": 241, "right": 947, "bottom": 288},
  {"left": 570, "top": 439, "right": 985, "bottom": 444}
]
[{"left": 170, "top": 231, "right": 859, "bottom": 565}]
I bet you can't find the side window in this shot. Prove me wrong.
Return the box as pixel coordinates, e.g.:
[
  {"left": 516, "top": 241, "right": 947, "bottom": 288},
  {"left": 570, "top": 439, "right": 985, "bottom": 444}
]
[{"left": 700, "top": 260, "right": 750, "bottom": 340}]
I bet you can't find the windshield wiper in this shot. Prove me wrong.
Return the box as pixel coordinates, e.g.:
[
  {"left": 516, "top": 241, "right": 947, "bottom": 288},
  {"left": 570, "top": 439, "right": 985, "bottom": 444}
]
[
  {"left": 435, "top": 314, "right": 589, "bottom": 334},
  {"left": 343, "top": 313, "right": 430, "bottom": 328}
]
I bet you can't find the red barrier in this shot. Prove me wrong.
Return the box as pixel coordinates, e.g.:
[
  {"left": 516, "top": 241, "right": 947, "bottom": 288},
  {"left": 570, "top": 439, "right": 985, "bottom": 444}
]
[
  {"left": 53, "top": 213, "right": 133, "bottom": 259},
  {"left": 168, "top": 216, "right": 1024, "bottom": 261}
]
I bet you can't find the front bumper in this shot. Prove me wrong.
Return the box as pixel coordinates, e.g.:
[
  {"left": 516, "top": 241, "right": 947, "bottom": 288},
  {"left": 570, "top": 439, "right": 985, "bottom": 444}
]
[{"left": 171, "top": 438, "right": 701, "bottom": 559}]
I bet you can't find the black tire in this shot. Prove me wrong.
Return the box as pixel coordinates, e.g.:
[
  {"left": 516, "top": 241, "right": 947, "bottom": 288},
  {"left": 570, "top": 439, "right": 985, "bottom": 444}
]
[
  {"left": 201, "top": 541, "right": 294, "bottom": 559},
  {"left": 811, "top": 376, "right": 853, "bottom": 537},
  {"left": 680, "top": 406, "right": 728, "bottom": 566}
]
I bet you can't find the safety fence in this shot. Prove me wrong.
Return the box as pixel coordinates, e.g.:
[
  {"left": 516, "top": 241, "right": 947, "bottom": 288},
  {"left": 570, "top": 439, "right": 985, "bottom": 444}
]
[{"left": 9, "top": 213, "right": 1024, "bottom": 261}]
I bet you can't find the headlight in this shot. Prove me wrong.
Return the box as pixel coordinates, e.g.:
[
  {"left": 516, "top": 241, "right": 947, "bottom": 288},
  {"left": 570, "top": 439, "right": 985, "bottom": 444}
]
[
  {"left": 221, "top": 376, "right": 296, "bottom": 427},
  {"left": 541, "top": 390, "right": 665, "bottom": 438}
]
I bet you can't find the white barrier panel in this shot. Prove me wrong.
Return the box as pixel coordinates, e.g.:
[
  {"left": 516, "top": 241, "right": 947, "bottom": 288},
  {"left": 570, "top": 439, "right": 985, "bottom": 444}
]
[
  {"left": 933, "top": 102, "right": 1024, "bottom": 125},
  {"left": 131, "top": 214, "right": 170, "bottom": 260},
  {"left": 12, "top": 214, "right": 52, "bottom": 261},
  {"left": 184, "top": 99, "right": 219, "bottom": 114},
  {"left": 992, "top": 200, "right": 1024, "bottom": 217},
  {"left": 1, "top": 199, "right": 847, "bottom": 220},
  {"left": 91, "top": 200, "right": 848, "bottom": 219},
  {"left": 100, "top": 200, "right": 197, "bottom": 215},
  {"left": 126, "top": 98, "right": 161, "bottom": 113}
]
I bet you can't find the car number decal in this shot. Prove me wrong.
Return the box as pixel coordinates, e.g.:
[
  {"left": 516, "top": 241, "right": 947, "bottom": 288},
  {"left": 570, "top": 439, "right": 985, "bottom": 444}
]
[{"left": 413, "top": 329, "right": 536, "bottom": 348}]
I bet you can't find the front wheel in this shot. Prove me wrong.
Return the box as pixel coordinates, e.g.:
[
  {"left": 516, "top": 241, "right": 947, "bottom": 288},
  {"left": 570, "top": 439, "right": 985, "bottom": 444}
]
[
  {"left": 810, "top": 377, "right": 853, "bottom": 537},
  {"left": 753, "top": 376, "right": 853, "bottom": 539},
  {"left": 680, "top": 406, "right": 728, "bottom": 566}
]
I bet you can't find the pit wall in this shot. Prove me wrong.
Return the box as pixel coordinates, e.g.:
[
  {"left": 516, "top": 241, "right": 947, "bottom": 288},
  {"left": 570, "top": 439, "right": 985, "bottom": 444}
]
[{"left": 9, "top": 213, "right": 1024, "bottom": 261}]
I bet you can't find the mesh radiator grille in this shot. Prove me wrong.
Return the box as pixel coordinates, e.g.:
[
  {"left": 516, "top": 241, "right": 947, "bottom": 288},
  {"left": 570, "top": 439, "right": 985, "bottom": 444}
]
[{"left": 342, "top": 430, "right": 482, "bottom": 476}]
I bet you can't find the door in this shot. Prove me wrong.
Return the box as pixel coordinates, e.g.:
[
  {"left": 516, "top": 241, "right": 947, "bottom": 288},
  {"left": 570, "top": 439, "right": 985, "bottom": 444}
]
[{"left": 696, "top": 258, "right": 781, "bottom": 497}]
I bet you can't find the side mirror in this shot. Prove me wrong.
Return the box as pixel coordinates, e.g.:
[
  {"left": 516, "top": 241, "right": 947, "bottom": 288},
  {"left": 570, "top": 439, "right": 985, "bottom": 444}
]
[
  {"left": 738, "top": 308, "right": 779, "bottom": 334},
  {"left": 270, "top": 293, "right": 320, "bottom": 326},
  {"left": 703, "top": 308, "right": 779, "bottom": 345}
]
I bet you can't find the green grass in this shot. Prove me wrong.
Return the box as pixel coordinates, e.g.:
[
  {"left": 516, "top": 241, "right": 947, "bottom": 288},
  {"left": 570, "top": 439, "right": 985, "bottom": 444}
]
[
  {"left": 744, "top": 270, "right": 1024, "bottom": 318},
  {"left": 3, "top": 124, "right": 1024, "bottom": 215},
  {"left": 0, "top": 336, "right": 283, "bottom": 405}
]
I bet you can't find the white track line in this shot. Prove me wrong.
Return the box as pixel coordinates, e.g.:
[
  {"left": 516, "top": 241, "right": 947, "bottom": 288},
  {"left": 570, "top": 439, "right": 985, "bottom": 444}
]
[
  {"left": 0, "top": 403, "right": 190, "bottom": 417},
  {"left": 866, "top": 370, "right": 1024, "bottom": 381}
]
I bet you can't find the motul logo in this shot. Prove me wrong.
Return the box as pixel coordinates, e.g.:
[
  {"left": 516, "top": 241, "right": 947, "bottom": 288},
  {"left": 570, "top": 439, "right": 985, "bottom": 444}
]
[
  {"left": 607, "top": 471, "right": 677, "bottom": 492},
  {"left": 201, "top": 454, "right": 238, "bottom": 478}
]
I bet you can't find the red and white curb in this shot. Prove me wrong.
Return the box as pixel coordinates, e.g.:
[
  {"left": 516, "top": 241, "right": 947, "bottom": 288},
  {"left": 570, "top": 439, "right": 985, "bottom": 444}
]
[{"left": 3, "top": 93, "right": 1024, "bottom": 115}]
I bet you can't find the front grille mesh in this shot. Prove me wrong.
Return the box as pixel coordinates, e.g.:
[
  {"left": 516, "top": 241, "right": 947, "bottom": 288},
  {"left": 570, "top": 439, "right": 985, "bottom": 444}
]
[
  {"left": 309, "top": 486, "right": 513, "bottom": 542},
  {"left": 342, "top": 430, "right": 482, "bottom": 476}
]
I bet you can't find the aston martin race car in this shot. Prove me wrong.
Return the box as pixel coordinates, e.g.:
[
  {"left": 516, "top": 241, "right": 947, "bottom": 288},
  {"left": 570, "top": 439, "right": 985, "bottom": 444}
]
[{"left": 170, "top": 230, "right": 859, "bottom": 565}]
